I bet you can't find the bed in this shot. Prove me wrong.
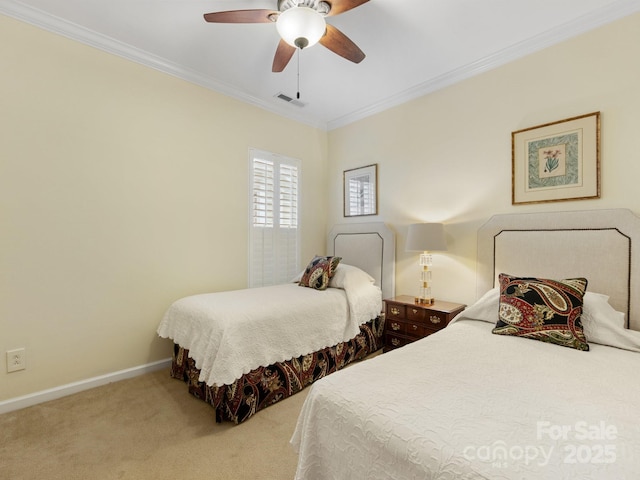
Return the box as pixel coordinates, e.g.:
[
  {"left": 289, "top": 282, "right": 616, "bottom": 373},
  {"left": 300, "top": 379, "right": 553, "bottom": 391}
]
[
  {"left": 157, "top": 222, "right": 395, "bottom": 424},
  {"left": 291, "top": 209, "right": 640, "bottom": 479}
]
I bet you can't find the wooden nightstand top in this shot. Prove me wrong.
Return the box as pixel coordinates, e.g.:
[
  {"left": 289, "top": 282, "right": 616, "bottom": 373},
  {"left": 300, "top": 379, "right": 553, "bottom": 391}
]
[{"left": 384, "top": 295, "right": 465, "bottom": 314}]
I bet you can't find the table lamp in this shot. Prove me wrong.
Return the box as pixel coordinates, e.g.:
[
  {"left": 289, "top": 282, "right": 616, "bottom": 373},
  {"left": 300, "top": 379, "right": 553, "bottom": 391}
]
[{"left": 406, "top": 223, "right": 447, "bottom": 305}]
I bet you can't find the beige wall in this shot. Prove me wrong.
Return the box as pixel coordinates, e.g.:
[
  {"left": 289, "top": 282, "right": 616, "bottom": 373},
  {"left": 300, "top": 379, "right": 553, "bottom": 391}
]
[
  {"left": 0, "top": 15, "right": 328, "bottom": 401},
  {"left": 3, "top": 11, "right": 639, "bottom": 403},
  {"left": 328, "top": 13, "right": 640, "bottom": 307}
]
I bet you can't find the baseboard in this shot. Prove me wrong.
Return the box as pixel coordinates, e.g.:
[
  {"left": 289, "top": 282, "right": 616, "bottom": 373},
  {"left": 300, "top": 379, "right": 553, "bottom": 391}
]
[{"left": 0, "top": 358, "right": 172, "bottom": 415}]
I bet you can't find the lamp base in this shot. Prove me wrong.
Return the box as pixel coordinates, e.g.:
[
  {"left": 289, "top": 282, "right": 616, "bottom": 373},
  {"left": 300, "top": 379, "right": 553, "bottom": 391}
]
[{"left": 415, "top": 297, "right": 435, "bottom": 305}]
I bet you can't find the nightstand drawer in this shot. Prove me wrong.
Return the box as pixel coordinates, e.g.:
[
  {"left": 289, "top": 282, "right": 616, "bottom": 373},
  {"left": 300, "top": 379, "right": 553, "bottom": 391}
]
[
  {"left": 425, "top": 311, "right": 447, "bottom": 330},
  {"left": 405, "top": 321, "right": 425, "bottom": 337},
  {"left": 385, "top": 333, "right": 407, "bottom": 350},
  {"left": 386, "top": 304, "right": 406, "bottom": 319},
  {"left": 406, "top": 305, "right": 425, "bottom": 321},
  {"left": 387, "top": 319, "right": 405, "bottom": 334},
  {"left": 406, "top": 306, "right": 447, "bottom": 330},
  {"left": 385, "top": 319, "right": 425, "bottom": 339}
]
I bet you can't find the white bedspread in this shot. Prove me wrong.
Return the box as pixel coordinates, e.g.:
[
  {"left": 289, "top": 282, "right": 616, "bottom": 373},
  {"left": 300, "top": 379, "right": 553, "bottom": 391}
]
[
  {"left": 157, "top": 281, "right": 381, "bottom": 386},
  {"left": 291, "top": 319, "right": 640, "bottom": 479}
]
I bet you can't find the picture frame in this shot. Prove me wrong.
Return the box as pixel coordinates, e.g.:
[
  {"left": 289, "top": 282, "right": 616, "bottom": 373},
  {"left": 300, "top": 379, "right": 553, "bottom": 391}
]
[
  {"left": 344, "top": 164, "right": 378, "bottom": 217},
  {"left": 512, "top": 112, "right": 600, "bottom": 205}
]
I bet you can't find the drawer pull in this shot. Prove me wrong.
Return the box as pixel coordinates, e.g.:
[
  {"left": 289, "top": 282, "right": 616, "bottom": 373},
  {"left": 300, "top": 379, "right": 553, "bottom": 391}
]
[
  {"left": 390, "top": 307, "right": 400, "bottom": 316},
  {"left": 430, "top": 315, "right": 441, "bottom": 324},
  {"left": 391, "top": 322, "right": 401, "bottom": 331},
  {"left": 391, "top": 338, "right": 400, "bottom": 346},
  {"left": 411, "top": 324, "right": 418, "bottom": 331},
  {"left": 412, "top": 308, "right": 418, "bottom": 314}
]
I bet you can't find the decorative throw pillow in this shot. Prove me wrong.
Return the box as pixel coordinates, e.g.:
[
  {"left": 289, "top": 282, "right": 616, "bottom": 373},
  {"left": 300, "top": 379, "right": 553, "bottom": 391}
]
[
  {"left": 492, "top": 273, "right": 589, "bottom": 351},
  {"left": 298, "top": 256, "right": 342, "bottom": 290}
]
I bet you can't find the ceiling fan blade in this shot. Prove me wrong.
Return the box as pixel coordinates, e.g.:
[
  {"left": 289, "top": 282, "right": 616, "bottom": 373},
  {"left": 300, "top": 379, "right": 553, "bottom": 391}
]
[
  {"left": 272, "top": 39, "right": 296, "bottom": 72},
  {"left": 326, "top": 0, "right": 370, "bottom": 16},
  {"left": 203, "top": 9, "right": 276, "bottom": 23},
  {"left": 319, "top": 24, "right": 365, "bottom": 64}
]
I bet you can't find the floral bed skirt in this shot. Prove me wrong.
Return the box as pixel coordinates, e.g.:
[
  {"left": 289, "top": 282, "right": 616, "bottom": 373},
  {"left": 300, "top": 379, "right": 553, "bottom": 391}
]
[{"left": 170, "top": 315, "right": 384, "bottom": 424}]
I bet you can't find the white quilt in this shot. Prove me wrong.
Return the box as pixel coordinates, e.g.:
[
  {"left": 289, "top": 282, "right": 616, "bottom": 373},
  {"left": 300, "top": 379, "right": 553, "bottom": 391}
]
[
  {"left": 157, "top": 280, "right": 381, "bottom": 386},
  {"left": 291, "top": 318, "right": 640, "bottom": 479}
]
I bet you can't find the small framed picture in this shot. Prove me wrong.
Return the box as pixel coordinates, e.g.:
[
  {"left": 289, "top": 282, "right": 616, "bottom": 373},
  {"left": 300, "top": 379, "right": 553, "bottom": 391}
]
[
  {"left": 512, "top": 112, "right": 600, "bottom": 205},
  {"left": 344, "top": 164, "right": 378, "bottom": 217}
]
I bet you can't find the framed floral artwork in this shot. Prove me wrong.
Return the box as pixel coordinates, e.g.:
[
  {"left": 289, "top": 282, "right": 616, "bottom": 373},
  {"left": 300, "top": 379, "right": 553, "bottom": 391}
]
[{"left": 512, "top": 112, "right": 600, "bottom": 205}]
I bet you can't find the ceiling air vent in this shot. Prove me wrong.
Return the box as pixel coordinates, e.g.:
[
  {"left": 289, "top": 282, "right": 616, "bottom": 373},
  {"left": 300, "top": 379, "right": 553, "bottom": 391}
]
[{"left": 275, "top": 92, "right": 306, "bottom": 107}]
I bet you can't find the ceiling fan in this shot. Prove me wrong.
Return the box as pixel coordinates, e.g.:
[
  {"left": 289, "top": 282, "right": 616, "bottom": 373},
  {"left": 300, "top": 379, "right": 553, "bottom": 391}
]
[{"left": 203, "top": 0, "right": 369, "bottom": 72}]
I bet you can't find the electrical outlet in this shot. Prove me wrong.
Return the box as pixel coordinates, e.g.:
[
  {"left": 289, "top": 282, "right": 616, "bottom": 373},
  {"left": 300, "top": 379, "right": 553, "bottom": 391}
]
[{"left": 6, "top": 348, "right": 26, "bottom": 373}]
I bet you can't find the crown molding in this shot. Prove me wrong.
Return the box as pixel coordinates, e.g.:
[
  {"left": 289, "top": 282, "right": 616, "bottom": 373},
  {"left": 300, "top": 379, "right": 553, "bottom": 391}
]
[
  {"left": 3, "top": 0, "right": 640, "bottom": 131},
  {"left": 0, "top": 0, "right": 326, "bottom": 130},
  {"left": 326, "top": 0, "right": 640, "bottom": 130}
]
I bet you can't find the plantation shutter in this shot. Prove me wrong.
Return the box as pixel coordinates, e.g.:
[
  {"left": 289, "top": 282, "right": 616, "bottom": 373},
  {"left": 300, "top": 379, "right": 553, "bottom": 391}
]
[
  {"left": 348, "top": 173, "right": 374, "bottom": 216},
  {"left": 249, "top": 149, "right": 300, "bottom": 287}
]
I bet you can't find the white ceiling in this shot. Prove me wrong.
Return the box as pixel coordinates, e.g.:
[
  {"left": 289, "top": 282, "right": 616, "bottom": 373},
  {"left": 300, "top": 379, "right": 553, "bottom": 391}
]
[{"left": 3, "top": 0, "right": 640, "bottom": 130}]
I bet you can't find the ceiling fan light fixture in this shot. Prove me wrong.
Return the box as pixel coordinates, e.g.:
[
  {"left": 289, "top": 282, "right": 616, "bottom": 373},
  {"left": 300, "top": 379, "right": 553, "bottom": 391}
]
[{"left": 276, "top": 6, "right": 326, "bottom": 49}]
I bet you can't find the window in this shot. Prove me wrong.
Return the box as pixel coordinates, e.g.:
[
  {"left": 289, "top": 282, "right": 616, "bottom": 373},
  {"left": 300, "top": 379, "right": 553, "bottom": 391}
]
[
  {"left": 348, "top": 174, "right": 375, "bottom": 215},
  {"left": 249, "top": 148, "right": 301, "bottom": 287}
]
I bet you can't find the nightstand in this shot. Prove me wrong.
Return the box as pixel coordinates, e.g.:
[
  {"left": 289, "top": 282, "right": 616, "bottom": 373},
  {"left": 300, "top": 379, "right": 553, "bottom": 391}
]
[{"left": 383, "top": 295, "right": 465, "bottom": 352}]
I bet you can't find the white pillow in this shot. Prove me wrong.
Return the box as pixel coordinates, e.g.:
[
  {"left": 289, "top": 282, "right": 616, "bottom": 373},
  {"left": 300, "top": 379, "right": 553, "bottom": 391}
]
[
  {"left": 328, "top": 264, "right": 375, "bottom": 290},
  {"left": 580, "top": 293, "right": 640, "bottom": 351},
  {"left": 582, "top": 292, "right": 625, "bottom": 330},
  {"left": 453, "top": 288, "right": 499, "bottom": 324}
]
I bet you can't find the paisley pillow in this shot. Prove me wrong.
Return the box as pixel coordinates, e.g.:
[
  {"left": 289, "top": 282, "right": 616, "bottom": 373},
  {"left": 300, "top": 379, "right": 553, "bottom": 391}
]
[
  {"left": 298, "top": 256, "right": 342, "bottom": 290},
  {"left": 492, "top": 273, "right": 589, "bottom": 351}
]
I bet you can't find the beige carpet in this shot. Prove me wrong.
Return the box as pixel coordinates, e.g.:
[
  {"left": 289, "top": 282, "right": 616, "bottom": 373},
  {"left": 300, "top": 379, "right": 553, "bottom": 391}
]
[{"left": 0, "top": 369, "right": 310, "bottom": 480}]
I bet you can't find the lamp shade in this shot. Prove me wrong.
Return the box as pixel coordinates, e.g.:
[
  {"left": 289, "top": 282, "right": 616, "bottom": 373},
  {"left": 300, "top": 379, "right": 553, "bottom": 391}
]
[
  {"left": 276, "top": 6, "right": 326, "bottom": 49},
  {"left": 406, "top": 223, "right": 447, "bottom": 252}
]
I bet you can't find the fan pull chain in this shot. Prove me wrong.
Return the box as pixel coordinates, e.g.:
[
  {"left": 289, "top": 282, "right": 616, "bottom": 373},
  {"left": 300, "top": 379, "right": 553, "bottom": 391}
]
[{"left": 297, "top": 48, "right": 301, "bottom": 99}]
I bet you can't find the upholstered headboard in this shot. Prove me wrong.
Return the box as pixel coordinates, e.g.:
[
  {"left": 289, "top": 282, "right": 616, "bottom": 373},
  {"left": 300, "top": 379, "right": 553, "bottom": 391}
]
[
  {"left": 477, "top": 209, "right": 640, "bottom": 331},
  {"left": 328, "top": 223, "right": 395, "bottom": 300}
]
